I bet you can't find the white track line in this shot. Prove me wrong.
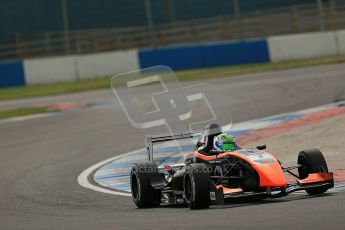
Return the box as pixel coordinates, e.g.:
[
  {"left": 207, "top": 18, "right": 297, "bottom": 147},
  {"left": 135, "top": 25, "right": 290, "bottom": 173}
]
[{"left": 77, "top": 150, "right": 140, "bottom": 197}]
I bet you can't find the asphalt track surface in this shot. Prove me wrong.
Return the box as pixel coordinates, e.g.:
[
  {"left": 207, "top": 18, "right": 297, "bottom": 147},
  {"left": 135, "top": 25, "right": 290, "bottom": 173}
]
[{"left": 0, "top": 64, "right": 345, "bottom": 229}]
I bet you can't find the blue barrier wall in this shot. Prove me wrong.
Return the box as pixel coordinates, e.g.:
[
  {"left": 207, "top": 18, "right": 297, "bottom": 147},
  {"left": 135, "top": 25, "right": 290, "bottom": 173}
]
[
  {"left": 139, "top": 44, "right": 203, "bottom": 70},
  {"left": 0, "top": 61, "right": 25, "bottom": 88},
  {"left": 138, "top": 39, "right": 269, "bottom": 70}
]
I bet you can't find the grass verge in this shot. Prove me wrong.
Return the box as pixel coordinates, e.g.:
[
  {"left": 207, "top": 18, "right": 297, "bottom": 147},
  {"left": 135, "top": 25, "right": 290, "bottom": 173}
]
[
  {"left": 1, "top": 55, "right": 345, "bottom": 101},
  {"left": 0, "top": 106, "right": 51, "bottom": 120}
]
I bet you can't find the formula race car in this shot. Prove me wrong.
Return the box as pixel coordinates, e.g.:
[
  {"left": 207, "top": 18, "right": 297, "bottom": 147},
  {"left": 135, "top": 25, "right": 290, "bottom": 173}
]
[{"left": 130, "top": 124, "right": 334, "bottom": 209}]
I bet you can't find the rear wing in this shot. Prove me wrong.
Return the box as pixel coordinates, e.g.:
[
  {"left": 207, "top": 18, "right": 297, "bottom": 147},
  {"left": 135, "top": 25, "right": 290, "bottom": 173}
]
[{"left": 145, "top": 133, "right": 200, "bottom": 161}]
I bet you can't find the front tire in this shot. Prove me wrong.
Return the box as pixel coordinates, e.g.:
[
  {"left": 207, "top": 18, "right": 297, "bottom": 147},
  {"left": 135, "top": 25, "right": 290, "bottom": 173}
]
[
  {"left": 298, "top": 148, "right": 329, "bottom": 195},
  {"left": 184, "top": 163, "right": 210, "bottom": 209},
  {"left": 130, "top": 162, "right": 161, "bottom": 208}
]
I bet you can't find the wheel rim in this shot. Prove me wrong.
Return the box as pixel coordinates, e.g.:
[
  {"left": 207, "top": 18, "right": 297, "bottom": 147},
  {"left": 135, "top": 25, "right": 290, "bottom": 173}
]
[{"left": 184, "top": 175, "right": 192, "bottom": 202}]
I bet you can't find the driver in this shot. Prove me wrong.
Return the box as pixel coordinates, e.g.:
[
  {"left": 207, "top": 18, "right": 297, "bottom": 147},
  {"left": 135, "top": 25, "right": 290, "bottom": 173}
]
[{"left": 213, "top": 133, "right": 237, "bottom": 151}]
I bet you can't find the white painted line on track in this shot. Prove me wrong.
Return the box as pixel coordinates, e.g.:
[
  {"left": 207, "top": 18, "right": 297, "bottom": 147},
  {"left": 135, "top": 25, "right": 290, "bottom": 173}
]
[
  {"left": 0, "top": 112, "right": 60, "bottom": 125},
  {"left": 77, "top": 150, "right": 139, "bottom": 197}
]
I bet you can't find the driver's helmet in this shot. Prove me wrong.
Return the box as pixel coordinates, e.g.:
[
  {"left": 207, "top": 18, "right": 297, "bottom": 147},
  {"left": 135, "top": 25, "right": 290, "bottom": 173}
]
[{"left": 213, "top": 133, "right": 236, "bottom": 151}]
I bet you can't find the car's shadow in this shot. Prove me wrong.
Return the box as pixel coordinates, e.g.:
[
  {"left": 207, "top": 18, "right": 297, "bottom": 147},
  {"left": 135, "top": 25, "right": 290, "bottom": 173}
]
[
  {"left": 158, "top": 192, "right": 335, "bottom": 210},
  {"left": 211, "top": 192, "right": 334, "bottom": 210}
]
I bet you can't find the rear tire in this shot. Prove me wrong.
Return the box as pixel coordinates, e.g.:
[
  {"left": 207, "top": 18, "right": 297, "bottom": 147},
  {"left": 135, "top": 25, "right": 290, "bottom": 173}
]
[
  {"left": 184, "top": 163, "right": 210, "bottom": 209},
  {"left": 130, "top": 162, "right": 161, "bottom": 208},
  {"left": 298, "top": 148, "right": 329, "bottom": 195}
]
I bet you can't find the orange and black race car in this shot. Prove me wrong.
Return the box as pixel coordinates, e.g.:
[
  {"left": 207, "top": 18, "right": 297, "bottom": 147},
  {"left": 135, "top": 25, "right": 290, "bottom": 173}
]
[{"left": 130, "top": 124, "right": 334, "bottom": 209}]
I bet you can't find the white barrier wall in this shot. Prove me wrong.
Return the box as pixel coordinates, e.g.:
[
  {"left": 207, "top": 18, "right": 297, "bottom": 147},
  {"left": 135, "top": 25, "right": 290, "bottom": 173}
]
[
  {"left": 24, "top": 50, "right": 139, "bottom": 85},
  {"left": 24, "top": 56, "right": 78, "bottom": 84},
  {"left": 268, "top": 32, "right": 338, "bottom": 62},
  {"left": 336, "top": 30, "right": 345, "bottom": 55},
  {"left": 76, "top": 50, "right": 139, "bottom": 80}
]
